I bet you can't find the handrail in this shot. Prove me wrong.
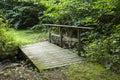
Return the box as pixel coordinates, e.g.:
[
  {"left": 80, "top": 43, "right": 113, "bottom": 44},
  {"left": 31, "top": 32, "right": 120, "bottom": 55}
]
[
  {"left": 44, "top": 24, "right": 93, "bottom": 56},
  {"left": 44, "top": 24, "right": 93, "bottom": 30}
]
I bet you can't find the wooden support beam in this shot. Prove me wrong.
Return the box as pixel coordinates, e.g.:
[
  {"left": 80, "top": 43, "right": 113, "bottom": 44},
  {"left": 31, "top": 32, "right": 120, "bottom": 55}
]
[
  {"left": 59, "top": 27, "right": 63, "bottom": 47},
  {"left": 48, "top": 26, "right": 51, "bottom": 43},
  {"left": 78, "top": 29, "right": 82, "bottom": 56}
]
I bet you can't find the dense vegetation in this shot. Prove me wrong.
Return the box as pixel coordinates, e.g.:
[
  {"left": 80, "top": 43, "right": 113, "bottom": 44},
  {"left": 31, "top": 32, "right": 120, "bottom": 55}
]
[
  {"left": 40, "top": 0, "right": 120, "bottom": 73},
  {"left": 0, "top": 0, "right": 120, "bottom": 76},
  {"left": 0, "top": 0, "right": 46, "bottom": 29},
  {"left": 0, "top": 16, "right": 19, "bottom": 60}
]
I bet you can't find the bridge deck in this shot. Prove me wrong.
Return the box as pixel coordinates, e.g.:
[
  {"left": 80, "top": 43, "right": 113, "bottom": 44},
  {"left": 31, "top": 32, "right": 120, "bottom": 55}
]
[{"left": 20, "top": 41, "right": 82, "bottom": 70}]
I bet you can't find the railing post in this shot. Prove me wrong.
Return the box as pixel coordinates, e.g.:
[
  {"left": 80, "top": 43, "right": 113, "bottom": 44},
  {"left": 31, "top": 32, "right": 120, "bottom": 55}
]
[
  {"left": 59, "top": 27, "right": 63, "bottom": 47},
  {"left": 78, "top": 29, "right": 82, "bottom": 56},
  {"left": 48, "top": 26, "right": 51, "bottom": 43}
]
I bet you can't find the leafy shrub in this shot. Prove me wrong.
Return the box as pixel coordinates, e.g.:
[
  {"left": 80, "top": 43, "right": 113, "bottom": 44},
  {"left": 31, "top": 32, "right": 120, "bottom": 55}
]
[
  {"left": 5, "top": 6, "right": 39, "bottom": 29},
  {"left": 39, "top": 0, "right": 117, "bottom": 38},
  {"left": 84, "top": 35, "right": 120, "bottom": 73},
  {"left": 0, "top": 17, "right": 18, "bottom": 52},
  {"left": 31, "top": 23, "right": 47, "bottom": 32},
  {"left": 0, "top": 28, "right": 18, "bottom": 52},
  {"left": 0, "top": 0, "right": 46, "bottom": 29},
  {"left": 0, "top": 17, "right": 19, "bottom": 60}
]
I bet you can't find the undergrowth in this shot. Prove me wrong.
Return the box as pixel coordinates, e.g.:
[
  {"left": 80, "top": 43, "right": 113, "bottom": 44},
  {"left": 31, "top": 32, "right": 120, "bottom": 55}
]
[
  {"left": 0, "top": 17, "right": 18, "bottom": 52},
  {"left": 64, "top": 62, "right": 120, "bottom": 80},
  {"left": 0, "top": 17, "right": 19, "bottom": 60}
]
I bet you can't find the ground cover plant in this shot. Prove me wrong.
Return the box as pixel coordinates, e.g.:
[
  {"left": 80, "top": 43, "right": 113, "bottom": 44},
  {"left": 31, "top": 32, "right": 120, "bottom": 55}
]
[{"left": 8, "top": 29, "right": 48, "bottom": 44}]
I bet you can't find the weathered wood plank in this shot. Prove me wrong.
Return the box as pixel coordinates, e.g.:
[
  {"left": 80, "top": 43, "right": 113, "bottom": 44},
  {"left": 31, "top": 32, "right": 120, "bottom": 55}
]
[
  {"left": 44, "top": 24, "right": 93, "bottom": 29},
  {"left": 20, "top": 41, "right": 82, "bottom": 70}
]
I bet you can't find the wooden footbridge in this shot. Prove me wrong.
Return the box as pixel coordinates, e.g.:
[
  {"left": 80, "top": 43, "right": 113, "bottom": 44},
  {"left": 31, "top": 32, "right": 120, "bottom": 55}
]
[{"left": 20, "top": 24, "right": 93, "bottom": 70}]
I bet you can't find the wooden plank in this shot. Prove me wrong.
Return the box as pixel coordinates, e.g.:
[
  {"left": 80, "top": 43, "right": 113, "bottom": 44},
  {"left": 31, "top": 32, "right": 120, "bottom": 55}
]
[
  {"left": 20, "top": 41, "right": 82, "bottom": 70},
  {"left": 44, "top": 24, "right": 93, "bottom": 29}
]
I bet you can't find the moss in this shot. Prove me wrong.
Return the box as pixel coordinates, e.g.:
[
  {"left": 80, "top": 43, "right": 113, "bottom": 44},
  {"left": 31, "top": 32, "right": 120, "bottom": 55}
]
[
  {"left": 7, "top": 29, "right": 48, "bottom": 45},
  {"left": 64, "top": 62, "right": 120, "bottom": 80}
]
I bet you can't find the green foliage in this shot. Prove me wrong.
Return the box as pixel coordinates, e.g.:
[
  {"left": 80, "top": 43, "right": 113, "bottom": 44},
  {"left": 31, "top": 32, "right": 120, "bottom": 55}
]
[
  {"left": 4, "top": 70, "right": 12, "bottom": 77},
  {"left": 39, "top": 0, "right": 116, "bottom": 25},
  {"left": 0, "top": 17, "right": 20, "bottom": 60},
  {"left": 5, "top": 6, "right": 39, "bottom": 29},
  {"left": 0, "top": 18, "right": 18, "bottom": 52},
  {"left": 114, "top": 24, "right": 120, "bottom": 36},
  {"left": 0, "top": 0, "right": 46, "bottom": 29},
  {"left": 84, "top": 35, "right": 120, "bottom": 72},
  {"left": 36, "top": 0, "right": 120, "bottom": 73},
  {"left": 31, "top": 23, "right": 47, "bottom": 32},
  {"left": 0, "top": 0, "right": 120, "bottom": 73}
]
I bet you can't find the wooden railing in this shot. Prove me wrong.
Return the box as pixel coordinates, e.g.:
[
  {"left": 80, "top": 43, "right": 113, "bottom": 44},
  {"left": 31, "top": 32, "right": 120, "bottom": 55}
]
[{"left": 44, "top": 24, "right": 93, "bottom": 55}]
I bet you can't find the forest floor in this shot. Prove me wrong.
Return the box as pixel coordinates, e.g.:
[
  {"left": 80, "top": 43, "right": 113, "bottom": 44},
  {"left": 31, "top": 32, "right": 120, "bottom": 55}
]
[
  {"left": 0, "top": 59, "right": 41, "bottom": 80},
  {"left": 0, "top": 29, "right": 120, "bottom": 80},
  {"left": 0, "top": 59, "right": 120, "bottom": 80}
]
